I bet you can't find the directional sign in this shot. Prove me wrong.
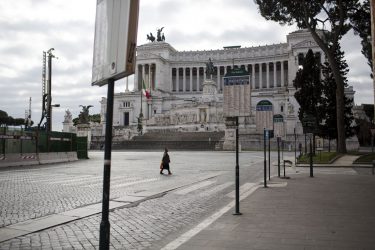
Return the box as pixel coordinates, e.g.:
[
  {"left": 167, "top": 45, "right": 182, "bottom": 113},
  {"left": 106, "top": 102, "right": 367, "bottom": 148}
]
[
  {"left": 223, "top": 68, "right": 251, "bottom": 117},
  {"left": 302, "top": 113, "right": 317, "bottom": 134},
  {"left": 91, "top": 0, "right": 140, "bottom": 86}
]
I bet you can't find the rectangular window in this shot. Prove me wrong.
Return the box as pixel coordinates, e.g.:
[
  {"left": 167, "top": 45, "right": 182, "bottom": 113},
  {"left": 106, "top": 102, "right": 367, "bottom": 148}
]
[{"left": 124, "top": 112, "right": 129, "bottom": 126}]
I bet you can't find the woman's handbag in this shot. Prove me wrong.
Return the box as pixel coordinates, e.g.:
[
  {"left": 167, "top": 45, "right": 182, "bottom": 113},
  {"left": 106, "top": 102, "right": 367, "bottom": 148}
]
[{"left": 160, "top": 162, "right": 163, "bottom": 170}]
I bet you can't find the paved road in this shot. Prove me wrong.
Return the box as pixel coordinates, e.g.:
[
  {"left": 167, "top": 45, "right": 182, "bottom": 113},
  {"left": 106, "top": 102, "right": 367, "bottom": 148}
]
[{"left": 0, "top": 150, "right": 284, "bottom": 249}]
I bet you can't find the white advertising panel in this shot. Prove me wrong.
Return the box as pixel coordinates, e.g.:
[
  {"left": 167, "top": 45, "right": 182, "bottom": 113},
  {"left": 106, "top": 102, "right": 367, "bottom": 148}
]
[
  {"left": 92, "top": 0, "right": 139, "bottom": 86},
  {"left": 223, "top": 68, "right": 251, "bottom": 117}
]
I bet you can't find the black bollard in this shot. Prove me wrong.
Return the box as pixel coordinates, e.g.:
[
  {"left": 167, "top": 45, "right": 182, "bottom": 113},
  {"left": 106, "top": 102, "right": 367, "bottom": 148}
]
[
  {"left": 263, "top": 129, "right": 267, "bottom": 188},
  {"left": 277, "top": 137, "right": 280, "bottom": 177},
  {"left": 309, "top": 135, "right": 314, "bottom": 177}
]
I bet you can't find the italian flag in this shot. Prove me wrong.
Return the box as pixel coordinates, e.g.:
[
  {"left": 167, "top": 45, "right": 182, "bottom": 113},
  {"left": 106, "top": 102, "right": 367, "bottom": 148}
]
[{"left": 142, "top": 80, "right": 151, "bottom": 99}]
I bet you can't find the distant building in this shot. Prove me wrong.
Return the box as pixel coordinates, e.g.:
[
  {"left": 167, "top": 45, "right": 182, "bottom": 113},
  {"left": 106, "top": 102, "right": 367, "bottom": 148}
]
[{"left": 97, "top": 29, "right": 357, "bottom": 149}]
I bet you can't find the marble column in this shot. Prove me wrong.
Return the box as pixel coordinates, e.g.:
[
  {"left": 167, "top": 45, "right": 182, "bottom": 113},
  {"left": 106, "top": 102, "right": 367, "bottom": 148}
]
[
  {"left": 148, "top": 64, "right": 152, "bottom": 90},
  {"left": 197, "top": 67, "right": 200, "bottom": 91},
  {"left": 252, "top": 64, "right": 255, "bottom": 89},
  {"left": 266, "top": 62, "right": 270, "bottom": 89},
  {"left": 141, "top": 64, "right": 145, "bottom": 86},
  {"left": 217, "top": 66, "right": 220, "bottom": 90},
  {"left": 281, "top": 61, "right": 285, "bottom": 87},
  {"left": 170, "top": 67, "right": 173, "bottom": 91},
  {"left": 259, "top": 63, "right": 263, "bottom": 89},
  {"left": 125, "top": 77, "right": 129, "bottom": 92},
  {"left": 176, "top": 67, "right": 180, "bottom": 92},
  {"left": 134, "top": 65, "right": 139, "bottom": 91},
  {"left": 182, "top": 67, "right": 186, "bottom": 92},
  {"left": 190, "top": 67, "right": 193, "bottom": 92},
  {"left": 273, "top": 62, "right": 277, "bottom": 88}
]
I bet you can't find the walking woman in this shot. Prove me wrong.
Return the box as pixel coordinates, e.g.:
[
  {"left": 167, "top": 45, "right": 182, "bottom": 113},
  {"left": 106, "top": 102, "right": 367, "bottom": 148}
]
[{"left": 160, "top": 148, "right": 172, "bottom": 175}]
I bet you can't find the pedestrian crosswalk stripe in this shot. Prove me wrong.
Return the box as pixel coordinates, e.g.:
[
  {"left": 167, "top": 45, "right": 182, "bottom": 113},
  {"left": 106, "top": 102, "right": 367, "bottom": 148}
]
[
  {"left": 112, "top": 178, "right": 158, "bottom": 188},
  {"left": 173, "top": 180, "right": 216, "bottom": 195},
  {"left": 198, "top": 182, "right": 233, "bottom": 197}
]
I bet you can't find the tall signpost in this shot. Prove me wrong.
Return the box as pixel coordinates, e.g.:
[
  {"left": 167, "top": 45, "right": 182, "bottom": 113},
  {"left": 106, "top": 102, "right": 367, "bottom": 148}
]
[
  {"left": 371, "top": 0, "right": 375, "bottom": 125},
  {"left": 91, "top": 1, "right": 139, "bottom": 249},
  {"left": 302, "top": 113, "right": 316, "bottom": 178},
  {"left": 223, "top": 67, "right": 251, "bottom": 215}
]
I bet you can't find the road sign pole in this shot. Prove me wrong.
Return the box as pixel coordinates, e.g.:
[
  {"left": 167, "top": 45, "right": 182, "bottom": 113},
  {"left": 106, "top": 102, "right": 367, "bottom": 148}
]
[
  {"left": 294, "top": 128, "right": 297, "bottom": 165},
  {"left": 234, "top": 116, "right": 242, "bottom": 215},
  {"left": 268, "top": 134, "right": 270, "bottom": 181},
  {"left": 309, "top": 135, "right": 314, "bottom": 178},
  {"left": 263, "top": 129, "right": 267, "bottom": 188},
  {"left": 277, "top": 137, "right": 280, "bottom": 177},
  {"left": 99, "top": 79, "right": 115, "bottom": 250}
]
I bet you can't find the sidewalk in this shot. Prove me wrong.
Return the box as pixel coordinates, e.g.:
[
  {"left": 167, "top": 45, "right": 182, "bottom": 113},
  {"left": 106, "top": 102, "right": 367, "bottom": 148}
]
[{"left": 173, "top": 171, "right": 375, "bottom": 250}]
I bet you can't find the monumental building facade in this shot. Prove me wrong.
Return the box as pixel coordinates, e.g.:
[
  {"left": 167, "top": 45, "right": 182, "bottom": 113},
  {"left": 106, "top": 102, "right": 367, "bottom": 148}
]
[{"left": 98, "top": 29, "right": 356, "bottom": 149}]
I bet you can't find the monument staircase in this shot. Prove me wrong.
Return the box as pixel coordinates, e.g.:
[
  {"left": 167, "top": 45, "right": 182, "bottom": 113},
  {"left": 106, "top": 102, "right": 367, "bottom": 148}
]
[{"left": 112, "top": 131, "right": 225, "bottom": 150}]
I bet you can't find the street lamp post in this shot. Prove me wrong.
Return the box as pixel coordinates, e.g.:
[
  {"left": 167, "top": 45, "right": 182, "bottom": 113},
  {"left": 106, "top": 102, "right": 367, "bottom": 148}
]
[{"left": 46, "top": 48, "right": 57, "bottom": 132}]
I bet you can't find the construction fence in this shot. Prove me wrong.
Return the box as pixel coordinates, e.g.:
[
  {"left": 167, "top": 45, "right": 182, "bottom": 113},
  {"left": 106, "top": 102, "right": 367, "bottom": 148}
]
[{"left": 0, "top": 127, "right": 87, "bottom": 160}]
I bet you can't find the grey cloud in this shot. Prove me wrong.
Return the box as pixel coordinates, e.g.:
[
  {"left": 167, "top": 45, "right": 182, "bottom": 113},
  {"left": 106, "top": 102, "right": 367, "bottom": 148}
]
[{"left": 0, "top": 19, "right": 93, "bottom": 34}]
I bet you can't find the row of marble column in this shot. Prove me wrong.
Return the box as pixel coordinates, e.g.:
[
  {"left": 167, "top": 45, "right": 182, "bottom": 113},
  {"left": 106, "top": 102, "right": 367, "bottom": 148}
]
[
  {"left": 171, "top": 61, "right": 288, "bottom": 92},
  {"left": 137, "top": 63, "right": 156, "bottom": 90}
]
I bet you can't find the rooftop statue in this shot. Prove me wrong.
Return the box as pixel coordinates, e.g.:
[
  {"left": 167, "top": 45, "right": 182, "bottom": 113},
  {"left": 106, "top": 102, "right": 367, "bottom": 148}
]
[
  {"left": 78, "top": 105, "right": 93, "bottom": 124},
  {"left": 146, "top": 33, "right": 155, "bottom": 42},
  {"left": 157, "top": 27, "right": 164, "bottom": 42},
  {"left": 147, "top": 28, "right": 166, "bottom": 43}
]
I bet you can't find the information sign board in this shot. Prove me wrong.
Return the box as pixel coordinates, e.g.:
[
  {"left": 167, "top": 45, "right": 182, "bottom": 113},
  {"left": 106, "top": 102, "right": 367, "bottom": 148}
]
[
  {"left": 223, "top": 68, "right": 251, "bottom": 117},
  {"left": 316, "top": 136, "right": 324, "bottom": 151},
  {"left": 91, "top": 0, "right": 140, "bottom": 86}
]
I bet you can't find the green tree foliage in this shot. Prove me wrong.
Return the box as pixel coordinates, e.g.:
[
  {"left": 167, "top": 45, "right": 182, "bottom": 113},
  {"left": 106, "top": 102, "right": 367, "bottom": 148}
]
[
  {"left": 254, "top": 0, "right": 361, "bottom": 153},
  {"left": 0, "top": 110, "right": 27, "bottom": 127},
  {"left": 293, "top": 49, "right": 324, "bottom": 128},
  {"left": 73, "top": 113, "right": 101, "bottom": 126},
  {"left": 0, "top": 110, "right": 8, "bottom": 126},
  {"left": 355, "top": 118, "right": 372, "bottom": 146},
  {"left": 350, "top": 0, "right": 372, "bottom": 76},
  {"left": 362, "top": 104, "right": 374, "bottom": 123},
  {"left": 320, "top": 45, "right": 355, "bottom": 141}
]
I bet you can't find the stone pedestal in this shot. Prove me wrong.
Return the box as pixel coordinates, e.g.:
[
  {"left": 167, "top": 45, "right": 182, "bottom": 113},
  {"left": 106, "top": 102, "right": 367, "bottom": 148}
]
[
  {"left": 76, "top": 124, "right": 91, "bottom": 149},
  {"left": 201, "top": 79, "right": 218, "bottom": 103},
  {"left": 62, "top": 121, "right": 75, "bottom": 133},
  {"left": 222, "top": 128, "right": 241, "bottom": 151}
]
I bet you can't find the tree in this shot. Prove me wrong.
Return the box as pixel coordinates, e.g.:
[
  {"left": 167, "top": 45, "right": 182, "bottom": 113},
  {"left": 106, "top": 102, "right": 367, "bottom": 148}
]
[
  {"left": 0, "top": 110, "right": 8, "bottom": 126},
  {"left": 350, "top": 0, "right": 372, "bottom": 77},
  {"left": 254, "top": 0, "right": 361, "bottom": 153},
  {"left": 293, "top": 49, "right": 324, "bottom": 128},
  {"left": 13, "top": 118, "right": 26, "bottom": 126},
  {"left": 362, "top": 104, "right": 374, "bottom": 123},
  {"left": 320, "top": 45, "right": 355, "bottom": 145},
  {"left": 73, "top": 113, "right": 101, "bottom": 126}
]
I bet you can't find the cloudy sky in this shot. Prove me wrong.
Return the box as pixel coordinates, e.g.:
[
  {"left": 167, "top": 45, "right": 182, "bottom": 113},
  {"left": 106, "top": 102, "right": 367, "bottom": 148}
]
[{"left": 0, "top": 0, "right": 372, "bottom": 131}]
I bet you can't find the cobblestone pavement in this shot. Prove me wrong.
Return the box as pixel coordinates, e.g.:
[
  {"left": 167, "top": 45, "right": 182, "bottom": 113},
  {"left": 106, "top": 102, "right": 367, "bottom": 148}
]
[{"left": 0, "top": 151, "right": 281, "bottom": 249}]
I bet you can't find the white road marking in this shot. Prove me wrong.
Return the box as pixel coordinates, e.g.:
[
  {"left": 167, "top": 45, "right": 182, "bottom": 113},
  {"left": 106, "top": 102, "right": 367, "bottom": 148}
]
[
  {"left": 198, "top": 182, "right": 233, "bottom": 197},
  {"left": 161, "top": 182, "right": 260, "bottom": 250},
  {"left": 111, "top": 178, "right": 158, "bottom": 188},
  {"left": 173, "top": 180, "right": 216, "bottom": 195},
  {"left": 225, "top": 182, "right": 257, "bottom": 198}
]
